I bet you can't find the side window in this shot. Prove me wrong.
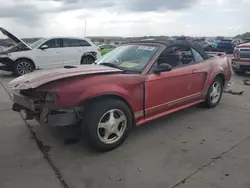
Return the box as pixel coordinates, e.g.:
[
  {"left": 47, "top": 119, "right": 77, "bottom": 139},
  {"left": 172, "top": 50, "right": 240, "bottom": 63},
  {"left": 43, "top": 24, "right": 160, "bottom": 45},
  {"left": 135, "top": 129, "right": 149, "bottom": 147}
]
[
  {"left": 78, "top": 39, "right": 91, "bottom": 46},
  {"left": 63, "top": 39, "right": 81, "bottom": 47},
  {"left": 191, "top": 48, "right": 204, "bottom": 62},
  {"left": 42, "top": 39, "right": 61, "bottom": 48},
  {"left": 149, "top": 45, "right": 195, "bottom": 73}
]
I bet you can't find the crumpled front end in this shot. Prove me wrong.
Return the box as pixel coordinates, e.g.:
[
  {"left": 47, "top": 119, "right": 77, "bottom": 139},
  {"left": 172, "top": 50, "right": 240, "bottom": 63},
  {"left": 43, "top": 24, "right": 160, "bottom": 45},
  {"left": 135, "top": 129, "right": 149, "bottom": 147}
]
[
  {"left": 0, "top": 55, "right": 15, "bottom": 72},
  {"left": 12, "top": 89, "right": 83, "bottom": 127}
]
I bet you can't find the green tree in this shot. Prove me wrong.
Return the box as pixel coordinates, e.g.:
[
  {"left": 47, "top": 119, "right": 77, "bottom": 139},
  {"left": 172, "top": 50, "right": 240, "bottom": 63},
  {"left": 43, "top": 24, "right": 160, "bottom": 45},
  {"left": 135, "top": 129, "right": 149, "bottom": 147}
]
[{"left": 234, "top": 32, "right": 250, "bottom": 39}]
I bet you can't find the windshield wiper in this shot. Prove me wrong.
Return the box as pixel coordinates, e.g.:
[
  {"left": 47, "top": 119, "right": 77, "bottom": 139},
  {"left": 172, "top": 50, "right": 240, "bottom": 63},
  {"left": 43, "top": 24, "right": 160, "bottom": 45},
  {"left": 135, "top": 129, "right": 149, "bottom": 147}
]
[
  {"left": 100, "top": 62, "right": 141, "bottom": 74},
  {"left": 100, "top": 62, "right": 123, "bottom": 70}
]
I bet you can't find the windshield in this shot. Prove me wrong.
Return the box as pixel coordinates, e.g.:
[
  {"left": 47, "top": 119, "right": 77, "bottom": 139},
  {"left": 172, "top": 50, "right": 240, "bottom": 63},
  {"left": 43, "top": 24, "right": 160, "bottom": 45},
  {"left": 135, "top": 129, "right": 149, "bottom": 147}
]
[
  {"left": 30, "top": 38, "right": 46, "bottom": 48},
  {"left": 96, "top": 44, "right": 159, "bottom": 72}
]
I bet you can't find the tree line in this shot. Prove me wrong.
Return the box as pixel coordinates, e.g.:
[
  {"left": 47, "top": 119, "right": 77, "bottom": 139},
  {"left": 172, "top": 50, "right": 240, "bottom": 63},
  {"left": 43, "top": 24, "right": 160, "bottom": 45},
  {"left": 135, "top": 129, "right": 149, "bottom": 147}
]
[{"left": 216, "top": 32, "right": 250, "bottom": 40}]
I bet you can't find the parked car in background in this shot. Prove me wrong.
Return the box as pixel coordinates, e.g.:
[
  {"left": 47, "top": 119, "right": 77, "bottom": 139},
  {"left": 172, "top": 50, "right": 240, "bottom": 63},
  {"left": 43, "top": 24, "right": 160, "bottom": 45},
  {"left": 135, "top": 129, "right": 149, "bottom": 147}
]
[
  {"left": 10, "top": 39, "right": 232, "bottom": 151},
  {"left": 216, "top": 39, "right": 242, "bottom": 54},
  {"left": 175, "top": 36, "right": 195, "bottom": 42},
  {"left": 232, "top": 42, "right": 250, "bottom": 74},
  {"left": 195, "top": 38, "right": 213, "bottom": 51},
  {"left": 99, "top": 44, "right": 116, "bottom": 55},
  {"left": 195, "top": 38, "right": 220, "bottom": 51},
  {"left": 0, "top": 27, "right": 101, "bottom": 76}
]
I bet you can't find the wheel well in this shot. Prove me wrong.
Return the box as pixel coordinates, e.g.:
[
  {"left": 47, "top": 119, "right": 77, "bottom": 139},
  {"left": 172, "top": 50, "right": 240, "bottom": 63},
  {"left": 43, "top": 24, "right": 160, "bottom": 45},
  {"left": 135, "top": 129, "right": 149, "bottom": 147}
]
[
  {"left": 81, "top": 52, "right": 96, "bottom": 60},
  {"left": 215, "top": 73, "right": 225, "bottom": 86},
  {"left": 15, "top": 58, "right": 35, "bottom": 69},
  {"left": 81, "top": 55, "right": 94, "bottom": 59},
  {"left": 83, "top": 94, "right": 136, "bottom": 127}
]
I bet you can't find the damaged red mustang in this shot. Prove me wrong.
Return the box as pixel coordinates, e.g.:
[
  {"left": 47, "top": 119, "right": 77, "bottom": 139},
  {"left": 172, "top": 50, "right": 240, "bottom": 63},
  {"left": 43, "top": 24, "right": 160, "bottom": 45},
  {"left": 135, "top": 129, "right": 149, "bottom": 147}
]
[{"left": 10, "top": 40, "right": 232, "bottom": 151}]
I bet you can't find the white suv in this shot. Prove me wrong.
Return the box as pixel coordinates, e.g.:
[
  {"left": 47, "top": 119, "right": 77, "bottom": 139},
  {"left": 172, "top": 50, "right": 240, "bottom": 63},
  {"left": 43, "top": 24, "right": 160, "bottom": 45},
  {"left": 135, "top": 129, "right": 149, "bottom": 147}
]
[{"left": 0, "top": 28, "right": 101, "bottom": 76}]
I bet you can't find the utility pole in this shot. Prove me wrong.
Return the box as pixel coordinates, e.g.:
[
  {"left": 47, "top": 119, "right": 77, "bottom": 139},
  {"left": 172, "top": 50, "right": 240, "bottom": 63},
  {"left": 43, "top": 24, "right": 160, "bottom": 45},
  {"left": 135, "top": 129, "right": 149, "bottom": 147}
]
[{"left": 84, "top": 20, "right": 87, "bottom": 37}]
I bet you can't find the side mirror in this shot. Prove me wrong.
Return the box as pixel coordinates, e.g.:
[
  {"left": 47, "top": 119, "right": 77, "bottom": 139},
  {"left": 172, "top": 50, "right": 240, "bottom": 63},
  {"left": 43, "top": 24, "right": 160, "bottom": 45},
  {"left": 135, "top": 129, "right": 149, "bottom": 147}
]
[
  {"left": 40, "top": 45, "right": 49, "bottom": 50},
  {"left": 154, "top": 63, "right": 172, "bottom": 74}
]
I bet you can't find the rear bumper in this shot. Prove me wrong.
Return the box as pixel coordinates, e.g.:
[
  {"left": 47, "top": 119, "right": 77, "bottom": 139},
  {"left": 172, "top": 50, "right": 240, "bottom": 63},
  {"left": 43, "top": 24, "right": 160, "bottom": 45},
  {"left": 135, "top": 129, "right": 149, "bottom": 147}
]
[{"left": 231, "top": 59, "right": 250, "bottom": 71}]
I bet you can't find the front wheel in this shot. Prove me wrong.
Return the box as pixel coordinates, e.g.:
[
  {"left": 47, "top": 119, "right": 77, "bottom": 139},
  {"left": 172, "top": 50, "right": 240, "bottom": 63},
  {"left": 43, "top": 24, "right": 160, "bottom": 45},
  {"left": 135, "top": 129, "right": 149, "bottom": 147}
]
[
  {"left": 83, "top": 99, "right": 133, "bottom": 152},
  {"left": 204, "top": 77, "right": 223, "bottom": 108},
  {"left": 81, "top": 56, "right": 95, "bottom": 64},
  {"left": 14, "top": 59, "right": 34, "bottom": 76}
]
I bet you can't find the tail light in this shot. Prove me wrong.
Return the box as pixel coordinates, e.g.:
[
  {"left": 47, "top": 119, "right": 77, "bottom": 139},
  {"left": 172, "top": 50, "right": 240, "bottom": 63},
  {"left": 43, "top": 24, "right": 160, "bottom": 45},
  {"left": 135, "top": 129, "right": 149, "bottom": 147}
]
[{"left": 97, "top": 48, "right": 101, "bottom": 52}]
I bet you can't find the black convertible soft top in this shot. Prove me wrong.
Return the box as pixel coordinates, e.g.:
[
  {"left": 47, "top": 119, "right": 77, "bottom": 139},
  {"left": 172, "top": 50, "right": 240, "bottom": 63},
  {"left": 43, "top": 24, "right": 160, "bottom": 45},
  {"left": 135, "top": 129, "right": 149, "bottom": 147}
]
[{"left": 124, "top": 39, "right": 209, "bottom": 60}]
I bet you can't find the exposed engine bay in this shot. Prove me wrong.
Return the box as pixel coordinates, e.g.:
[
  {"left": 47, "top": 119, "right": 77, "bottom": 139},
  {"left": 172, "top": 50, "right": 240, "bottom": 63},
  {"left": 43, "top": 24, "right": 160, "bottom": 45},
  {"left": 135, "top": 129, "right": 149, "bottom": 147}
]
[{"left": 12, "top": 89, "right": 83, "bottom": 127}]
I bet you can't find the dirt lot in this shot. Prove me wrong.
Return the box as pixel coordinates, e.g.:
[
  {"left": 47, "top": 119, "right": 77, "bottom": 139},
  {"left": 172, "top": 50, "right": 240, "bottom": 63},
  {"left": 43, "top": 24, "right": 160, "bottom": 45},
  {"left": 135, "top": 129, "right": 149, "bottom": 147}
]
[{"left": 0, "top": 70, "right": 250, "bottom": 188}]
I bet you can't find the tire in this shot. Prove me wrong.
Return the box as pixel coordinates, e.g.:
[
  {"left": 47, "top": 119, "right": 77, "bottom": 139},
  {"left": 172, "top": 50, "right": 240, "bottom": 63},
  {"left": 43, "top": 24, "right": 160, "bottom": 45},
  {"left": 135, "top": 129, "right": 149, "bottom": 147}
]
[
  {"left": 204, "top": 77, "right": 223, "bottom": 108},
  {"left": 14, "top": 59, "right": 34, "bottom": 76},
  {"left": 81, "top": 56, "right": 95, "bottom": 65},
  {"left": 233, "top": 68, "right": 245, "bottom": 75},
  {"left": 83, "top": 99, "right": 133, "bottom": 152}
]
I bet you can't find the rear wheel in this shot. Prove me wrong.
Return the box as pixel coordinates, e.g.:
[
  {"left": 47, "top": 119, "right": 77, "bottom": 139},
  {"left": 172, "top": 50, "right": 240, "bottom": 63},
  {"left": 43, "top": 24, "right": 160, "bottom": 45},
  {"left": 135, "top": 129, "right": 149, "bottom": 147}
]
[
  {"left": 14, "top": 59, "right": 34, "bottom": 76},
  {"left": 204, "top": 77, "right": 223, "bottom": 108},
  {"left": 81, "top": 56, "right": 95, "bottom": 64},
  {"left": 83, "top": 99, "right": 133, "bottom": 152}
]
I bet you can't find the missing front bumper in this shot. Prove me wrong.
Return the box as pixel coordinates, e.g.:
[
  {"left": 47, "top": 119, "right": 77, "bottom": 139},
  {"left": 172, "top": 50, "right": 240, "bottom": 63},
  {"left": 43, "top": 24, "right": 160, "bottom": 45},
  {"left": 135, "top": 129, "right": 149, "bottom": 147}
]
[
  {"left": 0, "top": 57, "right": 14, "bottom": 71},
  {"left": 12, "top": 92, "right": 83, "bottom": 126}
]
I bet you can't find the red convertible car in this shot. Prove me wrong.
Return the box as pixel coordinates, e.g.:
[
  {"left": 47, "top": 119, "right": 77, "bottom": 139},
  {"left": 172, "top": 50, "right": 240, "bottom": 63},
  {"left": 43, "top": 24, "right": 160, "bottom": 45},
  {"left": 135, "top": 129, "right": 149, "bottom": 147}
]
[{"left": 10, "top": 40, "right": 232, "bottom": 151}]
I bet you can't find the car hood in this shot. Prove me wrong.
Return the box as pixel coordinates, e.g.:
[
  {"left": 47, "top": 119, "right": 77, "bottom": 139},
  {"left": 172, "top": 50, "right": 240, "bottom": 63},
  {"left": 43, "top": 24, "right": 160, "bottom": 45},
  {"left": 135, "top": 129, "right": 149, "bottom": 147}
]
[
  {"left": 236, "top": 42, "right": 250, "bottom": 48},
  {"left": 9, "top": 65, "right": 123, "bottom": 90},
  {"left": 0, "top": 27, "right": 31, "bottom": 50}
]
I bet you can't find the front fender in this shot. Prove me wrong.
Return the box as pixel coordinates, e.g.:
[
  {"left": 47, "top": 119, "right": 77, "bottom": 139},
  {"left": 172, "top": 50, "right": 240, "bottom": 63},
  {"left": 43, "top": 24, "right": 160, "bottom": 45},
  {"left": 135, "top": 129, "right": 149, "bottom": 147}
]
[
  {"left": 77, "top": 84, "right": 141, "bottom": 112},
  {"left": 10, "top": 51, "right": 36, "bottom": 64}
]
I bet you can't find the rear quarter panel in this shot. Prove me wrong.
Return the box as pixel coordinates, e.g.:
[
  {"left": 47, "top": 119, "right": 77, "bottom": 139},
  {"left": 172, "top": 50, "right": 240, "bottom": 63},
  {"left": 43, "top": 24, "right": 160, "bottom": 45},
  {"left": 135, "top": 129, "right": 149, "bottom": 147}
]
[{"left": 204, "top": 56, "right": 231, "bottom": 91}]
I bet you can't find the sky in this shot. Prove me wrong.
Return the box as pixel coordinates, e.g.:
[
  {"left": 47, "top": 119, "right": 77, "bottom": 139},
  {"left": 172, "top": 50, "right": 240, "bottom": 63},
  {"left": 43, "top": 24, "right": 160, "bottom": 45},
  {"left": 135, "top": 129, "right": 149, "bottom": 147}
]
[{"left": 0, "top": 0, "right": 249, "bottom": 38}]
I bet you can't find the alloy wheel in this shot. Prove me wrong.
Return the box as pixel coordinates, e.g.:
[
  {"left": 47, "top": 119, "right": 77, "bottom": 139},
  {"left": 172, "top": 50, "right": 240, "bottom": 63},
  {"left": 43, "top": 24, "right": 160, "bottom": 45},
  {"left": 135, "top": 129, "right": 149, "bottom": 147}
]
[
  {"left": 81, "top": 57, "right": 94, "bottom": 64},
  {"left": 97, "top": 109, "right": 127, "bottom": 144},
  {"left": 16, "top": 61, "right": 32, "bottom": 75},
  {"left": 210, "top": 81, "right": 222, "bottom": 104}
]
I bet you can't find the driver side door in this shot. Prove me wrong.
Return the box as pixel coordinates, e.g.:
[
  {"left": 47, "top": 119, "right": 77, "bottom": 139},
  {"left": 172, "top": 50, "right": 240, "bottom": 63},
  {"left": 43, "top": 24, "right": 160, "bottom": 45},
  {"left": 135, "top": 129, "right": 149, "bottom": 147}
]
[
  {"left": 145, "top": 46, "right": 205, "bottom": 118},
  {"left": 34, "top": 38, "right": 63, "bottom": 69}
]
